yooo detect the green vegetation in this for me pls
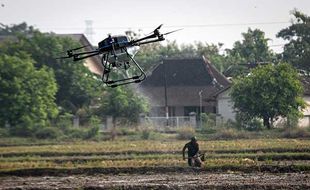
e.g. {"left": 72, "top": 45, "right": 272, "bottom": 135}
{"left": 231, "top": 63, "right": 305, "bottom": 129}
{"left": 277, "top": 10, "right": 310, "bottom": 74}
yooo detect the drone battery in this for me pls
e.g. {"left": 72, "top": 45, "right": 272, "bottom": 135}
{"left": 98, "top": 35, "right": 129, "bottom": 50}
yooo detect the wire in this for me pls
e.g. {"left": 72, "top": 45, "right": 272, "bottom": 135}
{"left": 41, "top": 21, "right": 290, "bottom": 31}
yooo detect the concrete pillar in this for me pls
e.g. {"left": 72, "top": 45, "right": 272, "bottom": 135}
{"left": 189, "top": 112, "right": 197, "bottom": 128}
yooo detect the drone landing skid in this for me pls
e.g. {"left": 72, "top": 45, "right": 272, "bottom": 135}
{"left": 101, "top": 50, "right": 146, "bottom": 88}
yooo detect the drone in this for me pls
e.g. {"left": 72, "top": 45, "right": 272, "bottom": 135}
{"left": 57, "top": 24, "right": 181, "bottom": 88}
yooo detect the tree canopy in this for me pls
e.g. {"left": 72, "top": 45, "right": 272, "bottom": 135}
{"left": 277, "top": 10, "right": 310, "bottom": 74}
{"left": 224, "top": 28, "right": 276, "bottom": 77}
{"left": 0, "top": 53, "right": 58, "bottom": 135}
{"left": 96, "top": 86, "right": 149, "bottom": 124}
{"left": 0, "top": 23, "right": 99, "bottom": 114}
{"left": 230, "top": 63, "right": 305, "bottom": 129}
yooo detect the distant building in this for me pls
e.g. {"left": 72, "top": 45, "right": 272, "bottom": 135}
{"left": 300, "top": 76, "right": 310, "bottom": 127}
{"left": 56, "top": 34, "right": 103, "bottom": 76}
{"left": 138, "top": 56, "right": 231, "bottom": 117}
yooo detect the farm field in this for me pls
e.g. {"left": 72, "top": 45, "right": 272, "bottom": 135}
{"left": 0, "top": 138, "right": 309, "bottom": 189}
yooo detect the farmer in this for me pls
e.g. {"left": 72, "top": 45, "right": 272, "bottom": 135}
{"left": 182, "top": 136, "right": 203, "bottom": 167}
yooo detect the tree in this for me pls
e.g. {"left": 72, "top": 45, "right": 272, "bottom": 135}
{"left": 225, "top": 28, "right": 276, "bottom": 77}
{"left": 277, "top": 10, "right": 310, "bottom": 74}
{"left": 230, "top": 63, "right": 305, "bottom": 129}
{"left": 0, "top": 54, "right": 58, "bottom": 135}
{"left": 0, "top": 23, "right": 99, "bottom": 114}
{"left": 134, "top": 40, "right": 226, "bottom": 72}
{"left": 96, "top": 86, "right": 149, "bottom": 127}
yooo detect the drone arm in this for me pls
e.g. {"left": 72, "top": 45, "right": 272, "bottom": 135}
{"left": 130, "top": 34, "right": 157, "bottom": 45}
{"left": 73, "top": 51, "right": 101, "bottom": 61}
{"left": 133, "top": 38, "right": 165, "bottom": 46}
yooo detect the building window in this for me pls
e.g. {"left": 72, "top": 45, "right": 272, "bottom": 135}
{"left": 184, "top": 106, "right": 199, "bottom": 116}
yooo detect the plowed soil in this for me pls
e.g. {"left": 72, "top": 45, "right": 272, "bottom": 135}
{"left": 1, "top": 171, "right": 309, "bottom": 190}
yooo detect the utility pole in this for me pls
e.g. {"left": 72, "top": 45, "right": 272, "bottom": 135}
{"left": 163, "top": 60, "right": 169, "bottom": 126}
{"left": 85, "top": 20, "right": 94, "bottom": 44}
{"left": 199, "top": 90, "right": 203, "bottom": 127}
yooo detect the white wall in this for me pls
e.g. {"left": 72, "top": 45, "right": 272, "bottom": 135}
{"left": 299, "top": 95, "right": 310, "bottom": 127}
{"left": 216, "top": 89, "right": 236, "bottom": 122}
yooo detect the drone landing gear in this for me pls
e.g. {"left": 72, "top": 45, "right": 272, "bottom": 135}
{"left": 101, "top": 50, "right": 146, "bottom": 88}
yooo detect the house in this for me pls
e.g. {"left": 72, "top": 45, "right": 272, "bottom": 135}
{"left": 212, "top": 86, "right": 235, "bottom": 124}
{"left": 138, "top": 56, "right": 231, "bottom": 118}
{"left": 56, "top": 34, "right": 103, "bottom": 76}
{"left": 300, "top": 76, "right": 310, "bottom": 127}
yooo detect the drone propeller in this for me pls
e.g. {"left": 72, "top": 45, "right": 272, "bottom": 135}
{"left": 155, "top": 24, "right": 163, "bottom": 31}
{"left": 146, "top": 24, "right": 163, "bottom": 36}
{"left": 162, "top": 28, "right": 183, "bottom": 36}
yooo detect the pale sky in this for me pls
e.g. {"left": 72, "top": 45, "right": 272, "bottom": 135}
{"left": 1, "top": 0, "right": 310, "bottom": 53}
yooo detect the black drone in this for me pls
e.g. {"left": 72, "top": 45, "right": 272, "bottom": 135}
{"left": 58, "top": 24, "right": 180, "bottom": 88}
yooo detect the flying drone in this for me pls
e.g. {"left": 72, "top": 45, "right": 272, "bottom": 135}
{"left": 57, "top": 24, "right": 181, "bottom": 88}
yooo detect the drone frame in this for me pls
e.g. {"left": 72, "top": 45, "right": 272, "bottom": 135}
{"left": 57, "top": 25, "right": 181, "bottom": 87}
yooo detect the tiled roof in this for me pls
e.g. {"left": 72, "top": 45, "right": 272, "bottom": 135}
{"left": 139, "top": 57, "right": 231, "bottom": 106}
{"left": 56, "top": 34, "right": 103, "bottom": 75}
{"left": 141, "top": 57, "right": 230, "bottom": 87}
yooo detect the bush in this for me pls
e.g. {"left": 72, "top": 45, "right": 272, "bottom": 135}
{"left": 201, "top": 113, "right": 216, "bottom": 128}
{"left": 281, "top": 127, "right": 310, "bottom": 138}
{"left": 35, "top": 127, "right": 62, "bottom": 139}
{"left": 65, "top": 127, "right": 86, "bottom": 139}
{"left": 84, "top": 126, "right": 100, "bottom": 139}
{"left": 141, "top": 128, "right": 152, "bottom": 140}
{"left": 177, "top": 126, "right": 195, "bottom": 140}
{"left": 56, "top": 113, "right": 73, "bottom": 130}
{"left": 0, "top": 128, "right": 9, "bottom": 137}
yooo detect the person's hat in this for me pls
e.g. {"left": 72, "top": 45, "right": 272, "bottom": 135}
{"left": 191, "top": 136, "right": 197, "bottom": 141}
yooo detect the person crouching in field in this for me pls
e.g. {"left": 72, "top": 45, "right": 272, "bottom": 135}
{"left": 182, "top": 136, "right": 204, "bottom": 167}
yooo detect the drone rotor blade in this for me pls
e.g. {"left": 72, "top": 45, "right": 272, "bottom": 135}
{"left": 155, "top": 24, "right": 163, "bottom": 31}
{"left": 162, "top": 28, "right": 183, "bottom": 36}
{"left": 146, "top": 24, "right": 164, "bottom": 35}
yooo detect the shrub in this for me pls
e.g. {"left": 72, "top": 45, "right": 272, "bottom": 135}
{"left": 281, "top": 127, "right": 310, "bottom": 138}
{"left": 177, "top": 126, "right": 195, "bottom": 140}
{"left": 35, "top": 127, "right": 62, "bottom": 139}
{"left": 141, "top": 128, "right": 152, "bottom": 140}
{"left": 56, "top": 113, "right": 73, "bottom": 130}
{"left": 65, "top": 127, "right": 86, "bottom": 139}
{"left": 0, "top": 128, "right": 9, "bottom": 137}
{"left": 84, "top": 126, "right": 100, "bottom": 139}
{"left": 201, "top": 113, "right": 216, "bottom": 128}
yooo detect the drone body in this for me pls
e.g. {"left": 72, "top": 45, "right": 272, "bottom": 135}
{"left": 57, "top": 25, "right": 180, "bottom": 87}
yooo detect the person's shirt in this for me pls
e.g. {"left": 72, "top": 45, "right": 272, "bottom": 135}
{"left": 183, "top": 141, "right": 199, "bottom": 157}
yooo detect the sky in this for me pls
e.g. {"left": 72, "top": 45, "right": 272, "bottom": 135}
{"left": 1, "top": 0, "right": 310, "bottom": 53}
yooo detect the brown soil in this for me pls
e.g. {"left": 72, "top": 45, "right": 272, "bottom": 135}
{"left": 0, "top": 171, "right": 309, "bottom": 190}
